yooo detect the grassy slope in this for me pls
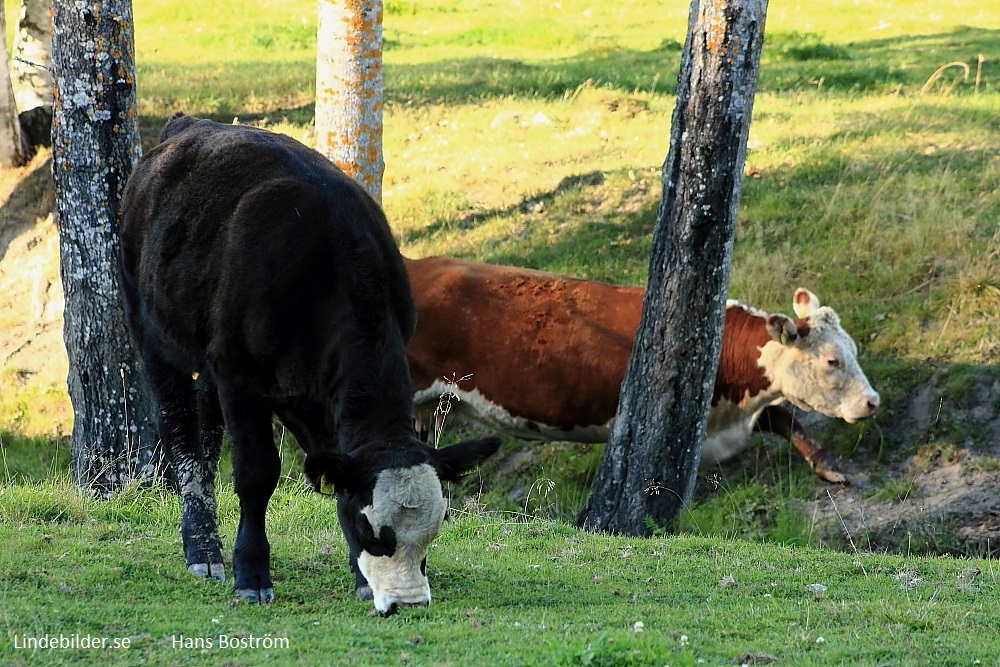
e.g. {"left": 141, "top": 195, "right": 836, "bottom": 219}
{"left": 1, "top": 481, "right": 997, "bottom": 666}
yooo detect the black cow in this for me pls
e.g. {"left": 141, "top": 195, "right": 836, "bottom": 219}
{"left": 118, "top": 113, "right": 500, "bottom": 615}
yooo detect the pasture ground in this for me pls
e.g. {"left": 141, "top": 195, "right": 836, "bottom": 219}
{"left": 0, "top": 477, "right": 998, "bottom": 666}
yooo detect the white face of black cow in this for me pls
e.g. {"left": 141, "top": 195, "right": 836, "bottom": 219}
{"left": 356, "top": 464, "right": 446, "bottom": 614}
{"left": 305, "top": 436, "right": 501, "bottom": 616}
{"left": 759, "top": 289, "right": 880, "bottom": 423}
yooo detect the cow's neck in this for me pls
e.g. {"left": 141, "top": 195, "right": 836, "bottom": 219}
{"left": 714, "top": 304, "right": 782, "bottom": 411}
{"left": 335, "top": 343, "right": 418, "bottom": 453}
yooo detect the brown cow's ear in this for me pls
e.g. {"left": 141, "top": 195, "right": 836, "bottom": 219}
{"left": 432, "top": 436, "right": 502, "bottom": 483}
{"left": 303, "top": 450, "right": 358, "bottom": 495}
{"left": 766, "top": 314, "right": 799, "bottom": 346}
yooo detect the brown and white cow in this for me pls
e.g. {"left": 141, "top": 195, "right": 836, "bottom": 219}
{"left": 405, "top": 256, "right": 880, "bottom": 483}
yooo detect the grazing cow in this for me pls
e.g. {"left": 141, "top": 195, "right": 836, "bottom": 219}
{"left": 118, "top": 114, "right": 500, "bottom": 615}
{"left": 405, "top": 256, "right": 880, "bottom": 483}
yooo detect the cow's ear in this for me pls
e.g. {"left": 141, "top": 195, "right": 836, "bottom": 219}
{"left": 303, "top": 450, "right": 358, "bottom": 494}
{"left": 766, "top": 314, "right": 799, "bottom": 346}
{"left": 793, "top": 288, "right": 821, "bottom": 319}
{"left": 432, "top": 436, "right": 503, "bottom": 483}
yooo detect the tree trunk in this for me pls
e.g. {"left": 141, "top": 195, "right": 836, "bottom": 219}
{"left": 579, "top": 0, "right": 768, "bottom": 536}
{"left": 315, "top": 0, "right": 384, "bottom": 202}
{"left": 0, "top": 5, "right": 28, "bottom": 169}
{"left": 12, "top": 0, "right": 54, "bottom": 149}
{"left": 51, "top": 0, "right": 159, "bottom": 495}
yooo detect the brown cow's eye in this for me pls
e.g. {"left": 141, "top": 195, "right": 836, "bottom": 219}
{"left": 828, "top": 358, "right": 841, "bottom": 368}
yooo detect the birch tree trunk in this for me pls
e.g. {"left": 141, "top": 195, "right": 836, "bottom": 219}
{"left": 0, "top": 5, "right": 27, "bottom": 169}
{"left": 315, "top": 0, "right": 384, "bottom": 202}
{"left": 51, "top": 0, "right": 159, "bottom": 494}
{"left": 579, "top": 0, "right": 768, "bottom": 536}
{"left": 12, "top": 0, "right": 54, "bottom": 149}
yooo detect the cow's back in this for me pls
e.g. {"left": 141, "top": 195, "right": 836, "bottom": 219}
{"left": 119, "top": 117, "right": 415, "bottom": 398}
{"left": 406, "top": 256, "right": 642, "bottom": 432}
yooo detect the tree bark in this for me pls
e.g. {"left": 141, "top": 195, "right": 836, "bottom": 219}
{"left": 0, "top": 5, "right": 28, "bottom": 169}
{"left": 51, "top": 0, "right": 159, "bottom": 494}
{"left": 12, "top": 0, "right": 54, "bottom": 149}
{"left": 315, "top": 0, "right": 384, "bottom": 202}
{"left": 579, "top": 0, "right": 768, "bottom": 536}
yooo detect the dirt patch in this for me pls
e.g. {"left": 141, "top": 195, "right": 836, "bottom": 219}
{"left": 801, "top": 451, "right": 1000, "bottom": 558}
{"left": 0, "top": 149, "right": 69, "bottom": 436}
{"left": 2, "top": 155, "right": 999, "bottom": 556}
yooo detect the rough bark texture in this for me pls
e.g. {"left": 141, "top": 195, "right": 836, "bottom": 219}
{"left": 13, "top": 0, "right": 54, "bottom": 148}
{"left": 51, "top": 0, "right": 159, "bottom": 494}
{"left": 579, "top": 0, "right": 768, "bottom": 535}
{"left": 315, "top": 0, "right": 384, "bottom": 202}
{"left": 0, "top": 6, "right": 28, "bottom": 169}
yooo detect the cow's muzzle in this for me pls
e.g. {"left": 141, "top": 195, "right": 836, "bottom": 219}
{"left": 378, "top": 599, "right": 430, "bottom": 618}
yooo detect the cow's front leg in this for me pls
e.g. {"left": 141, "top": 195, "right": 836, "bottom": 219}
{"left": 350, "top": 549, "right": 374, "bottom": 601}
{"left": 276, "top": 402, "right": 372, "bottom": 600}
{"left": 336, "top": 499, "right": 374, "bottom": 601}
{"left": 757, "top": 405, "right": 847, "bottom": 484}
{"left": 221, "top": 390, "right": 280, "bottom": 603}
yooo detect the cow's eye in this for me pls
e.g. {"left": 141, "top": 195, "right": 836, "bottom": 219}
{"left": 827, "top": 358, "right": 841, "bottom": 368}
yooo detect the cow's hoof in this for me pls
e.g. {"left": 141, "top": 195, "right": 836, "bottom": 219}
{"left": 809, "top": 457, "right": 848, "bottom": 484}
{"left": 188, "top": 562, "right": 226, "bottom": 581}
{"left": 818, "top": 468, "right": 848, "bottom": 484}
{"left": 234, "top": 587, "right": 275, "bottom": 604}
{"left": 356, "top": 585, "right": 373, "bottom": 601}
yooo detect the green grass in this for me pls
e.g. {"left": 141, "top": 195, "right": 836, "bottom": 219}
{"left": 1, "top": 480, "right": 998, "bottom": 666}
{"left": 3, "top": 0, "right": 1000, "bottom": 648}
{"left": 0, "top": 431, "right": 69, "bottom": 483}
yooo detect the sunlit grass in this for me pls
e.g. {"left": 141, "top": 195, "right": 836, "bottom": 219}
{"left": 3, "top": 0, "right": 1000, "bottom": 554}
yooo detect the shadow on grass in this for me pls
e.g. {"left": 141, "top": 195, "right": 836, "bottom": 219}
{"left": 0, "top": 156, "right": 54, "bottom": 263}
{"left": 135, "top": 27, "right": 1000, "bottom": 129}
{"left": 402, "top": 170, "right": 608, "bottom": 244}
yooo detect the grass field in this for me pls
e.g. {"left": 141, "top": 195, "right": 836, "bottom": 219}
{"left": 2, "top": 0, "right": 1000, "bottom": 662}
{"left": 1, "top": 479, "right": 998, "bottom": 666}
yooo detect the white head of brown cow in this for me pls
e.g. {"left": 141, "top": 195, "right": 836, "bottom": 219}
{"left": 758, "top": 288, "right": 880, "bottom": 423}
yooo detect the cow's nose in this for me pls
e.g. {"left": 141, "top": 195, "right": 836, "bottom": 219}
{"left": 866, "top": 394, "right": 880, "bottom": 414}
{"left": 378, "top": 598, "right": 429, "bottom": 617}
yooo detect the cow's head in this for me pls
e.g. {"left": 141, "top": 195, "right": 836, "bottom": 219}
{"left": 759, "top": 288, "right": 880, "bottom": 423}
{"left": 304, "top": 436, "right": 501, "bottom": 616}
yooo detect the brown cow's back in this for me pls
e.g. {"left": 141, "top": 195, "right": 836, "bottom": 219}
{"left": 406, "top": 256, "right": 642, "bottom": 434}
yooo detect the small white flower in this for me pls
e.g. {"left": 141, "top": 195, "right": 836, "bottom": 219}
{"left": 679, "top": 635, "right": 689, "bottom": 647}
{"left": 211, "top": 618, "right": 220, "bottom": 624}
{"left": 816, "top": 636, "right": 826, "bottom": 644}
{"left": 806, "top": 583, "right": 827, "bottom": 594}
{"left": 633, "top": 621, "right": 644, "bottom": 633}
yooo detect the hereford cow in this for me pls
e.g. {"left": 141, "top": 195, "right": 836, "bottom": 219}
{"left": 405, "top": 256, "right": 879, "bottom": 483}
{"left": 118, "top": 115, "right": 499, "bottom": 615}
